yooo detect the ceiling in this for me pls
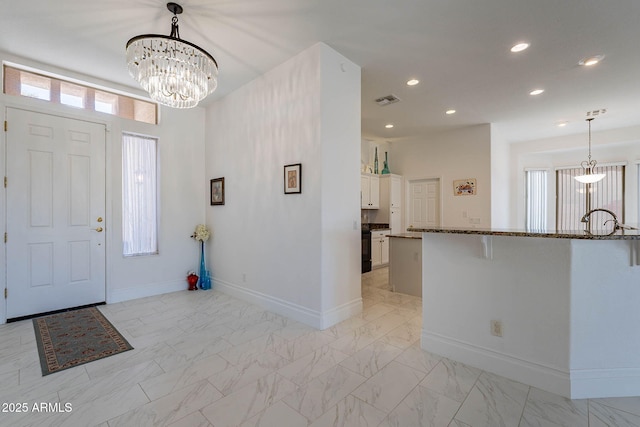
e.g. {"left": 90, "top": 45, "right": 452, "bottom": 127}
{"left": 3, "top": 0, "right": 640, "bottom": 144}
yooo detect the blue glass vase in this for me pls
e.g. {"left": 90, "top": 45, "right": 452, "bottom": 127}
{"left": 199, "top": 241, "right": 207, "bottom": 290}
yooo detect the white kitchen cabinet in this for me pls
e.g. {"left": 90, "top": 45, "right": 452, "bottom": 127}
{"left": 361, "top": 174, "right": 380, "bottom": 209}
{"left": 371, "top": 230, "right": 389, "bottom": 267}
{"left": 377, "top": 174, "right": 403, "bottom": 233}
{"left": 390, "top": 207, "right": 401, "bottom": 237}
{"left": 390, "top": 175, "right": 402, "bottom": 208}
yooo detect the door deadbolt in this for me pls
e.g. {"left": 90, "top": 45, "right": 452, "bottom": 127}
{"left": 97, "top": 217, "right": 103, "bottom": 223}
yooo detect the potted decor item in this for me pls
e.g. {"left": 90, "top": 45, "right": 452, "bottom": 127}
{"left": 191, "top": 224, "right": 212, "bottom": 290}
{"left": 187, "top": 271, "right": 199, "bottom": 291}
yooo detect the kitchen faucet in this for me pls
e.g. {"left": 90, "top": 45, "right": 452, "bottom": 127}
{"left": 579, "top": 208, "right": 637, "bottom": 235}
{"left": 580, "top": 208, "right": 619, "bottom": 229}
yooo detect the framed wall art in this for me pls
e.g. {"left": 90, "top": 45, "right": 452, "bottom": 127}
{"left": 453, "top": 178, "right": 476, "bottom": 196}
{"left": 210, "top": 177, "right": 225, "bottom": 205}
{"left": 284, "top": 163, "right": 302, "bottom": 194}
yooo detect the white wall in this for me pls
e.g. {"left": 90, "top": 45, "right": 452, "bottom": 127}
{"left": 490, "top": 125, "right": 510, "bottom": 228}
{"left": 509, "top": 125, "right": 640, "bottom": 228}
{"left": 570, "top": 239, "right": 640, "bottom": 398}
{"left": 421, "top": 232, "right": 640, "bottom": 398}
{"left": 422, "top": 233, "right": 571, "bottom": 396}
{"left": 391, "top": 124, "right": 492, "bottom": 228}
{"left": 108, "top": 107, "right": 206, "bottom": 302}
{"left": 205, "top": 43, "right": 361, "bottom": 329}
{"left": 319, "top": 45, "right": 362, "bottom": 325}
{"left": 0, "top": 51, "right": 206, "bottom": 323}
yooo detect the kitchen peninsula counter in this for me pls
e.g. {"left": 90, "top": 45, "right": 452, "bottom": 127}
{"left": 407, "top": 226, "right": 640, "bottom": 239}
{"left": 410, "top": 226, "right": 640, "bottom": 399}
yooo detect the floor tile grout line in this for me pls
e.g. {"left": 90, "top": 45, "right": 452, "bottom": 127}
{"left": 448, "top": 366, "right": 484, "bottom": 425}
{"left": 517, "top": 383, "right": 533, "bottom": 426}
{"left": 589, "top": 398, "right": 640, "bottom": 420}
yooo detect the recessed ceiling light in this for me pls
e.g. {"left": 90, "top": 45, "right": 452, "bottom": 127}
{"left": 578, "top": 54, "right": 605, "bottom": 66}
{"left": 557, "top": 121, "right": 568, "bottom": 127}
{"left": 407, "top": 79, "right": 420, "bottom": 86}
{"left": 529, "top": 89, "right": 544, "bottom": 96}
{"left": 510, "top": 42, "right": 530, "bottom": 53}
{"left": 445, "top": 109, "right": 456, "bottom": 115}
{"left": 385, "top": 124, "right": 394, "bottom": 129}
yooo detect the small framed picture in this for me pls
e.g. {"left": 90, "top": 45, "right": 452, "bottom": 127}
{"left": 210, "top": 177, "right": 225, "bottom": 205}
{"left": 284, "top": 163, "right": 302, "bottom": 194}
{"left": 453, "top": 178, "right": 477, "bottom": 196}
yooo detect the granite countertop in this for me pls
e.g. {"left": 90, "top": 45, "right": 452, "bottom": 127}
{"left": 406, "top": 226, "right": 640, "bottom": 240}
{"left": 362, "top": 223, "right": 390, "bottom": 231}
{"left": 388, "top": 232, "right": 422, "bottom": 239}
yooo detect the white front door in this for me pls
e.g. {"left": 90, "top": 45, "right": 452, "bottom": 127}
{"left": 6, "top": 108, "right": 106, "bottom": 319}
{"left": 408, "top": 178, "right": 440, "bottom": 228}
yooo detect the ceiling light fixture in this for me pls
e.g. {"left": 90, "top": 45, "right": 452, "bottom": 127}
{"left": 445, "top": 109, "right": 456, "bottom": 115}
{"left": 578, "top": 55, "right": 605, "bottom": 67}
{"left": 575, "top": 118, "right": 606, "bottom": 184}
{"left": 407, "top": 79, "right": 420, "bottom": 86}
{"left": 557, "top": 121, "right": 568, "bottom": 127}
{"left": 126, "top": 2, "right": 218, "bottom": 109}
{"left": 385, "top": 124, "right": 394, "bottom": 129}
{"left": 529, "top": 89, "right": 544, "bottom": 96}
{"left": 510, "top": 42, "right": 530, "bottom": 53}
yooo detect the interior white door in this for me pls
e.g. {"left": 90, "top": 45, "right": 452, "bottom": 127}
{"left": 408, "top": 178, "right": 440, "bottom": 228}
{"left": 6, "top": 108, "right": 106, "bottom": 319}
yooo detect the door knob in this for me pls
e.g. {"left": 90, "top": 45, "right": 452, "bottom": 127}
{"left": 92, "top": 227, "right": 103, "bottom": 232}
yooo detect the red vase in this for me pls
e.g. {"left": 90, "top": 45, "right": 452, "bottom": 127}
{"left": 187, "top": 274, "right": 199, "bottom": 291}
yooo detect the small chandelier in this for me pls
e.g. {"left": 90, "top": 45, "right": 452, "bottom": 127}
{"left": 574, "top": 118, "right": 606, "bottom": 184}
{"left": 126, "top": 2, "right": 218, "bottom": 109}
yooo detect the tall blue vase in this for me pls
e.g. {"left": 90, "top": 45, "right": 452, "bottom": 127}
{"left": 199, "top": 242, "right": 207, "bottom": 289}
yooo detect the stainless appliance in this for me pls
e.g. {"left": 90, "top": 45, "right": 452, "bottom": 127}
{"left": 362, "top": 229, "right": 372, "bottom": 273}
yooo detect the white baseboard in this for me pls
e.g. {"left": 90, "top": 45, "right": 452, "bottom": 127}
{"left": 107, "top": 280, "right": 186, "bottom": 304}
{"left": 422, "top": 331, "right": 571, "bottom": 398}
{"left": 570, "top": 368, "right": 640, "bottom": 399}
{"left": 214, "top": 278, "right": 362, "bottom": 330}
{"left": 319, "top": 298, "right": 363, "bottom": 330}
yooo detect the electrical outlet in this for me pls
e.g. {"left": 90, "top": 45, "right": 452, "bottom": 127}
{"left": 490, "top": 320, "right": 503, "bottom": 337}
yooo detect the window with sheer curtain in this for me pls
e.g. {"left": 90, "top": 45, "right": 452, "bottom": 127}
{"left": 122, "top": 133, "right": 158, "bottom": 256}
{"left": 525, "top": 169, "right": 548, "bottom": 231}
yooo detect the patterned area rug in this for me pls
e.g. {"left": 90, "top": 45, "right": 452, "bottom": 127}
{"left": 32, "top": 307, "right": 133, "bottom": 376}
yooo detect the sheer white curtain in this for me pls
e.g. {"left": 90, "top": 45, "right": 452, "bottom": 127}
{"left": 122, "top": 133, "right": 158, "bottom": 256}
{"left": 525, "top": 169, "right": 548, "bottom": 231}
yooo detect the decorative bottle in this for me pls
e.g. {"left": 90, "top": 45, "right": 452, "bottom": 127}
{"left": 374, "top": 147, "right": 379, "bottom": 174}
{"left": 381, "top": 152, "right": 390, "bottom": 174}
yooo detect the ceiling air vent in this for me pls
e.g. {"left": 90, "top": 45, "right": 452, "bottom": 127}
{"left": 375, "top": 94, "right": 401, "bottom": 106}
{"left": 586, "top": 108, "right": 607, "bottom": 117}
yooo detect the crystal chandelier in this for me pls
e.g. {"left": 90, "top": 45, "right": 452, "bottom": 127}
{"left": 574, "top": 118, "right": 606, "bottom": 184}
{"left": 126, "top": 2, "right": 218, "bottom": 109}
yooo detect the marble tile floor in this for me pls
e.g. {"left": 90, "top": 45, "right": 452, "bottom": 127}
{"left": 0, "top": 267, "right": 639, "bottom": 426}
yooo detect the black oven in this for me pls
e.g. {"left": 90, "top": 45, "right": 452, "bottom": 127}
{"left": 362, "top": 229, "right": 372, "bottom": 273}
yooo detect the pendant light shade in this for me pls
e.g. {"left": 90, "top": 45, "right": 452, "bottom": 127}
{"left": 126, "top": 2, "right": 218, "bottom": 109}
{"left": 574, "top": 118, "right": 606, "bottom": 184}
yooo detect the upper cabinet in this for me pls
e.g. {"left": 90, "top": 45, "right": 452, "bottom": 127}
{"left": 361, "top": 174, "right": 380, "bottom": 209}
{"left": 390, "top": 175, "right": 402, "bottom": 208}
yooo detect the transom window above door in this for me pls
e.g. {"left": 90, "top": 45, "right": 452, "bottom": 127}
{"left": 3, "top": 63, "right": 158, "bottom": 124}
